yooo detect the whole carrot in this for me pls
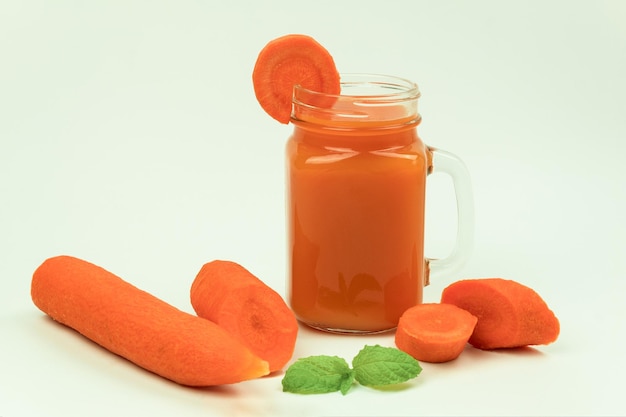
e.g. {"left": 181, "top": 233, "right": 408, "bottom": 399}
{"left": 31, "top": 255, "right": 270, "bottom": 386}
{"left": 190, "top": 260, "right": 299, "bottom": 373}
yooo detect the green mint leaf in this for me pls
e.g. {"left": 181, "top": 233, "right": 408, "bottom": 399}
{"left": 282, "top": 355, "right": 355, "bottom": 395}
{"left": 351, "top": 345, "right": 422, "bottom": 387}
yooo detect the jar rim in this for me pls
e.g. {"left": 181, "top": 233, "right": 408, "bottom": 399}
{"left": 293, "top": 73, "right": 420, "bottom": 101}
{"left": 291, "top": 73, "right": 420, "bottom": 128}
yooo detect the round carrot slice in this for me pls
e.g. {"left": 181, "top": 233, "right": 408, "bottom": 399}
{"left": 395, "top": 303, "right": 478, "bottom": 363}
{"left": 252, "top": 34, "right": 341, "bottom": 124}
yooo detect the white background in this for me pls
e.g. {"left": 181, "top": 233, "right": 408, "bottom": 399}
{"left": 2, "top": 1, "right": 625, "bottom": 416}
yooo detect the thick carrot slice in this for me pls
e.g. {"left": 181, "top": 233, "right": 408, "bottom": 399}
{"left": 395, "top": 303, "right": 478, "bottom": 363}
{"left": 190, "top": 260, "right": 299, "bottom": 373}
{"left": 252, "top": 34, "right": 341, "bottom": 124}
{"left": 441, "top": 278, "right": 560, "bottom": 350}
{"left": 31, "top": 255, "right": 270, "bottom": 386}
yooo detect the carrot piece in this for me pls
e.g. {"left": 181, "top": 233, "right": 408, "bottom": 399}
{"left": 252, "top": 34, "right": 341, "bottom": 124}
{"left": 441, "top": 278, "right": 560, "bottom": 350}
{"left": 190, "top": 260, "right": 299, "bottom": 373}
{"left": 395, "top": 303, "right": 478, "bottom": 363}
{"left": 31, "top": 255, "right": 270, "bottom": 386}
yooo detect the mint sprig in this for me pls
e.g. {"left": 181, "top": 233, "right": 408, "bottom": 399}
{"left": 281, "top": 345, "right": 421, "bottom": 395}
{"left": 280, "top": 355, "right": 355, "bottom": 395}
{"left": 352, "top": 345, "right": 422, "bottom": 387}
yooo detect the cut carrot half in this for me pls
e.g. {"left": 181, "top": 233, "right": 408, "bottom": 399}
{"left": 441, "top": 278, "right": 560, "bottom": 350}
{"left": 252, "top": 34, "right": 341, "bottom": 124}
{"left": 190, "top": 260, "right": 299, "bottom": 373}
{"left": 395, "top": 303, "right": 478, "bottom": 363}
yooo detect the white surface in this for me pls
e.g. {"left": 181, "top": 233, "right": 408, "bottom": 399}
{"left": 2, "top": 1, "right": 625, "bottom": 416}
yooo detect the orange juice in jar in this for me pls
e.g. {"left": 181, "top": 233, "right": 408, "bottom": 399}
{"left": 286, "top": 74, "right": 473, "bottom": 333}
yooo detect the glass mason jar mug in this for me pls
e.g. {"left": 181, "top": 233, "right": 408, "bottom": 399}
{"left": 286, "top": 74, "right": 473, "bottom": 333}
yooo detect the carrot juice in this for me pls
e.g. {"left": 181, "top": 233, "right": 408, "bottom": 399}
{"left": 286, "top": 74, "right": 430, "bottom": 333}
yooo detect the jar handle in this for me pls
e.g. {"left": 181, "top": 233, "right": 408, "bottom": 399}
{"left": 425, "top": 147, "right": 474, "bottom": 285}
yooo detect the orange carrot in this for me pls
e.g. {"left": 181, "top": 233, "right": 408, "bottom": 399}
{"left": 395, "top": 303, "right": 478, "bottom": 363}
{"left": 190, "top": 260, "right": 298, "bottom": 373}
{"left": 441, "top": 278, "right": 560, "bottom": 350}
{"left": 252, "top": 34, "right": 341, "bottom": 124}
{"left": 31, "top": 255, "right": 269, "bottom": 386}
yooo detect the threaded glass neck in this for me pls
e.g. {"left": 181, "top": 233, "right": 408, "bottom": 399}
{"left": 291, "top": 73, "right": 421, "bottom": 129}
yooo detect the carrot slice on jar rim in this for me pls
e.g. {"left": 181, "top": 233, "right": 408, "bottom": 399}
{"left": 252, "top": 34, "right": 341, "bottom": 124}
